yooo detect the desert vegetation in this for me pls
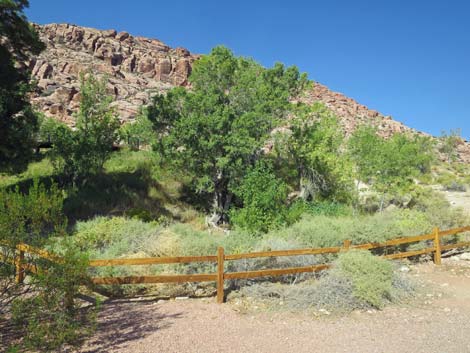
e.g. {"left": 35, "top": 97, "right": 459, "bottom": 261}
{"left": 1, "top": 1, "right": 470, "bottom": 352}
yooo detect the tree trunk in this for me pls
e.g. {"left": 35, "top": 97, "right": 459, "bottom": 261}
{"left": 207, "top": 174, "right": 232, "bottom": 227}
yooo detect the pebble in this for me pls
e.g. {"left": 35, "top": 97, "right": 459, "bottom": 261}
{"left": 318, "top": 308, "right": 330, "bottom": 315}
{"left": 400, "top": 265, "right": 411, "bottom": 273}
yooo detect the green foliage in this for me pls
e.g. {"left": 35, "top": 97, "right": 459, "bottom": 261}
{"left": 0, "top": 181, "right": 66, "bottom": 316}
{"left": 349, "top": 126, "right": 435, "bottom": 197}
{"left": 412, "top": 187, "right": 469, "bottom": 230}
{"left": 119, "top": 112, "right": 156, "bottom": 149}
{"left": 0, "top": 0, "right": 45, "bottom": 173}
{"left": 231, "top": 163, "right": 290, "bottom": 233}
{"left": 275, "top": 102, "right": 354, "bottom": 202}
{"left": 11, "top": 240, "right": 96, "bottom": 351}
{"left": 334, "top": 250, "right": 393, "bottom": 308}
{"left": 147, "top": 46, "right": 308, "bottom": 222}
{"left": 49, "top": 74, "right": 120, "bottom": 184}
{"left": 72, "top": 216, "right": 161, "bottom": 253}
{"left": 37, "top": 113, "right": 67, "bottom": 142}
{"left": 270, "top": 209, "right": 432, "bottom": 249}
{"left": 291, "top": 200, "right": 352, "bottom": 217}
{"left": 439, "top": 129, "right": 461, "bottom": 163}
{"left": 235, "top": 262, "right": 414, "bottom": 312}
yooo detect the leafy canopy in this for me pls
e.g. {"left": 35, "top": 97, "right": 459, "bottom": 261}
{"left": 147, "top": 46, "right": 307, "bottom": 220}
{"left": 275, "top": 102, "right": 353, "bottom": 202}
{"left": 230, "top": 162, "right": 290, "bottom": 233}
{"left": 348, "top": 126, "right": 435, "bottom": 194}
{"left": 49, "top": 74, "right": 120, "bottom": 184}
{"left": 0, "top": 0, "right": 45, "bottom": 172}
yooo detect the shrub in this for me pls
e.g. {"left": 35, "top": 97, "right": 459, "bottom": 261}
{"left": 231, "top": 163, "right": 290, "bottom": 234}
{"left": 119, "top": 113, "right": 156, "bottom": 149}
{"left": 445, "top": 181, "right": 466, "bottom": 192}
{"left": 233, "top": 259, "right": 414, "bottom": 312}
{"left": 11, "top": 241, "right": 97, "bottom": 351}
{"left": 0, "top": 181, "right": 66, "bottom": 316}
{"left": 412, "top": 188, "right": 469, "bottom": 230}
{"left": 334, "top": 250, "right": 393, "bottom": 308}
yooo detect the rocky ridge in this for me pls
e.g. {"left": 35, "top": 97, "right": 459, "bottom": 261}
{"left": 29, "top": 23, "right": 198, "bottom": 125}
{"left": 27, "top": 23, "right": 470, "bottom": 161}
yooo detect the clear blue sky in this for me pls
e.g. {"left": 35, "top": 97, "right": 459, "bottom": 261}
{"left": 26, "top": 0, "right": 470, "bottom": 138}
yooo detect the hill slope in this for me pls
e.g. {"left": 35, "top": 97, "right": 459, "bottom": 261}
{"left": 27, "top": 23, "right": 470, "bottom": 161}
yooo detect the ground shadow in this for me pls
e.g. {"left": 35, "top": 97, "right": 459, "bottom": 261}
{"left": 79, "top": 299, "right": 184, "bottom": 353}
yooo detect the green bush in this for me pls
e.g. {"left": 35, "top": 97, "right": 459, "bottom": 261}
{"left": 334, "top": 250, "right": 393, "bottom": 308}
{"left": 12, "top": 241, "right": 97, "bottom": 351}
{"left": 119, "top": 113, "right": 156, "bottom": 149}
{"left": 233, "top": 258, "right": 414, "bottom": 312}
{"left": 1, "top": 181, "right": 66, "bottom": 316}
{"left": 231, "top": 163, "right": 290, "bottom": 234}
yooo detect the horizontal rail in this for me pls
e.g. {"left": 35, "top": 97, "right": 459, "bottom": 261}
{"left": 225, "top": 247, "right": 341, "bottom": 261}
{"left": 439, "top": 226, "right": 470, "bottom": 237}
{"left": 89, "top": 255, "right": 217, "bottom": 267}
{"left": 382, "top": 247, "right": 435, "bottom": 260}
{"left": 16, "top": 244, "right": 62, "bottom": 262}
{"left": 441, "top": 241, "right": 470, "bottom": 251}
{"left": 353, "top": 233, "right": 435, "bottom": 250}
{"left": 91, "top": 273, "right": 217, "bottom": 285}
{"left": 224, "top": 264, "right": 330, "bottom": 280}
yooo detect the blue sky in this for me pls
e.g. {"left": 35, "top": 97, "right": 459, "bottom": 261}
{"left": 26, "top": 0, "right": 470, "bottom": 138}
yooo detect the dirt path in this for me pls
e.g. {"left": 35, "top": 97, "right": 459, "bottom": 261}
{"left": 78, "top": 259, "right": 470, "bottom": 353}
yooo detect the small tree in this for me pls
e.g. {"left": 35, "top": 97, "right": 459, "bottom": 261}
{"left": 349, "top": 126, "right": 435, "bottom": 210}
{"left": 50, "top": 74, "right": 120, "bottom": 184}
{"left": 439, "top": 128, "right": 461, "bottom": 163}
{"left": 147, "top": 46, "right": 307, "bottom": 224}
{"left": 275, "top": 102, "right": 353, "bottom": 203}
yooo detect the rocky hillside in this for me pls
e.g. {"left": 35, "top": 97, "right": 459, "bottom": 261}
{"left": 27, "top": 23, "right": 470, "bottom": 161}
{"left": 28, "top": 23, "right": 199, "bottom": 125}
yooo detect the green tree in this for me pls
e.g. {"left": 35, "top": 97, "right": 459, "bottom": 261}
{"left": 49, "top": 74, "right": 120, "bottom": 184}
{"left": 275, "top": 102, "right": 353, "bottom": 203}
{"left": 349, "top": 126, "right": 435, "bottom": 210}
{"left": 439, "top": 128, "right": 461, "bottom": 163}
{"left": 147, "top": 46, "right": 307, "bottom": 224}
{"left": 0, "top": 0, "right": 44, "bottom": 172}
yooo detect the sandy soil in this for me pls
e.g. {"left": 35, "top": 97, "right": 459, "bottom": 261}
{"left": 76, "top": 258, "right": 470, "bottom": 353}
{"left": 441, "top": 189, "right": 470, "bottom": 214}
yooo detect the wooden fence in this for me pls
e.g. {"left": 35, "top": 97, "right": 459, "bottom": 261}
{"left": 8, "top": 226, "right": 470, "bottom": 303}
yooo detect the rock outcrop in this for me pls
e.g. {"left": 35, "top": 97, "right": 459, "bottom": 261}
{"left": 29, "top": 23, "right": 199, "bottom": 125}
{"left": 27, "top": 23, "right": 470, "bottom": 161}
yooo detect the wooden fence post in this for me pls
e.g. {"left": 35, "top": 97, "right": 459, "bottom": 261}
{"left": 15, "top": 247, "right": 25, "bottom": 284}
{"left": 217, "top": 247, "right": 225, "bottom": 303}
{"left": 342, "top": 239, "right": 351, "bottom": 251}
{"left": 433, "top": 227, "right": 441, "bottom": 265}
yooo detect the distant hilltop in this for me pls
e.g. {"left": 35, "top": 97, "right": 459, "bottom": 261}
{"left": 26, "top": 23, "right": 470, "bottom": 161}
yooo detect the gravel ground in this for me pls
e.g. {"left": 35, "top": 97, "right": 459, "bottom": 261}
{"left": 76, "top": 259, "right": 470, "bottom": 353}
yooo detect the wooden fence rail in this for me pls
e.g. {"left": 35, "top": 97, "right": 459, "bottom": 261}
{"left": 4, "top": 226, "right": 470, "bottom": 303}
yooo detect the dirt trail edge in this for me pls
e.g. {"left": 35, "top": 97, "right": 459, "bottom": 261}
{"left": 77, "top": 260, "right": 470, "bottom": 353}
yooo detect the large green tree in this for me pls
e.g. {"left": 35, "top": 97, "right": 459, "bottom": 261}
{"left": 147, "top": 46, "right": 307, "bottom": 224}
{"left": 0, "top": 0, "right": 44, "bottom": 172}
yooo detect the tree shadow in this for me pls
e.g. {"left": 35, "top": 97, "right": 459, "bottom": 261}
{"left": 79, "top": 299, "right": 184, "bottom": 353}
{"left": 179, "top": 183, "right": 212, "bottom": 213}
